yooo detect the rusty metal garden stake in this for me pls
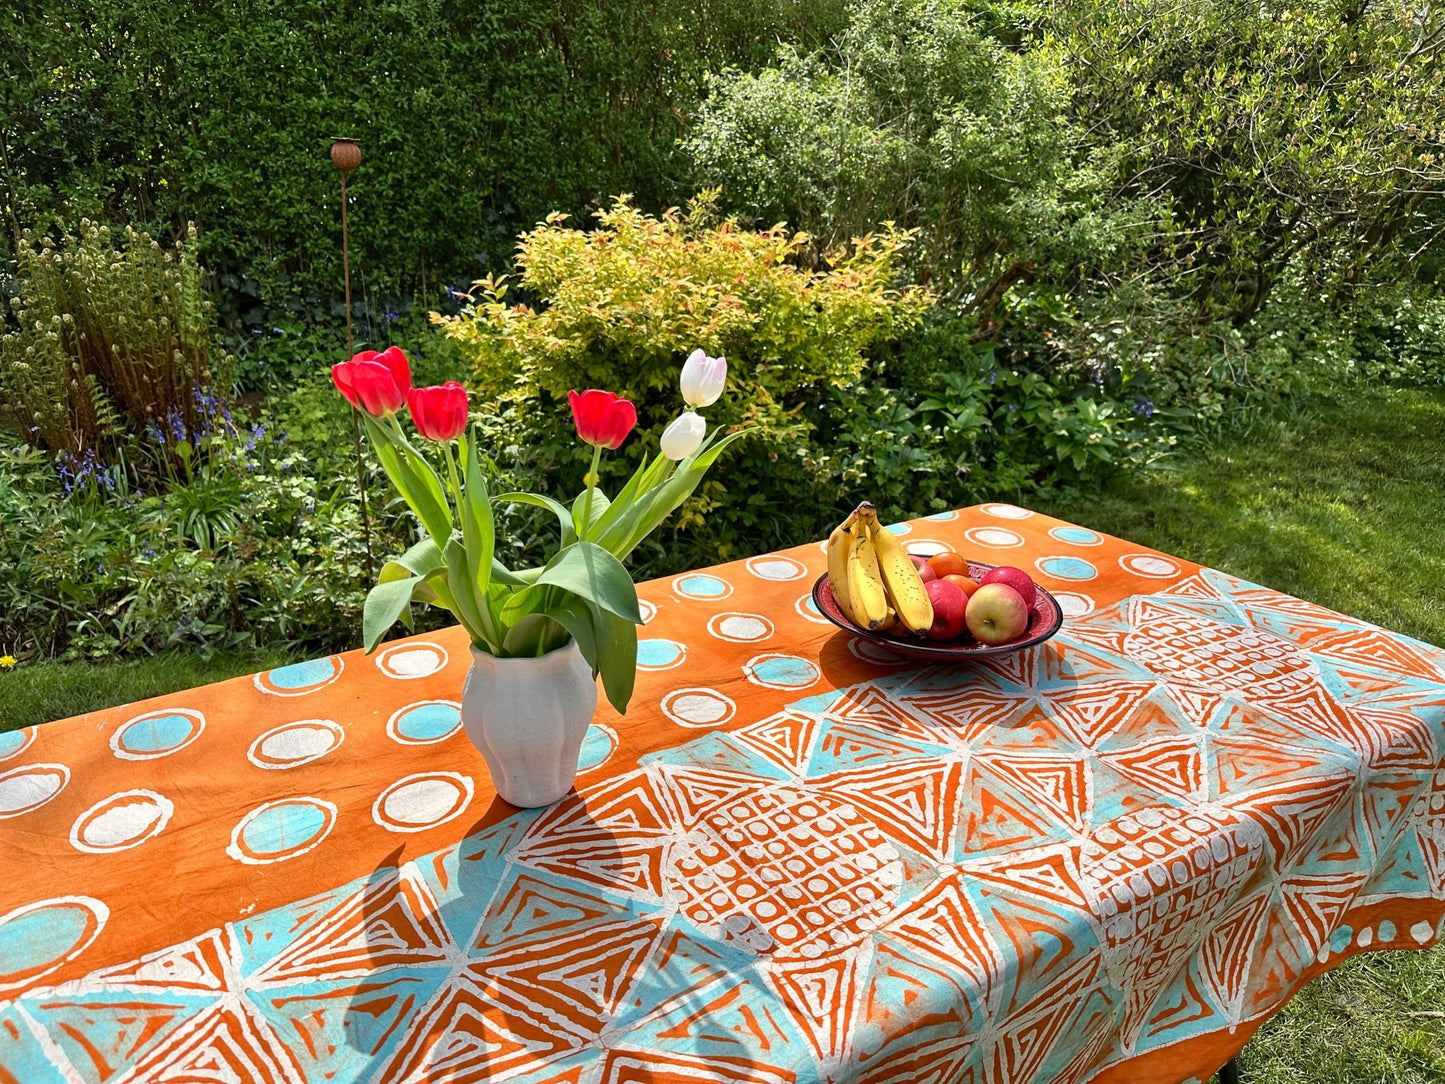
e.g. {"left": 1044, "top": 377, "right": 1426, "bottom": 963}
{"left": 330, "top": 137, "right": 375, "bottom": 582}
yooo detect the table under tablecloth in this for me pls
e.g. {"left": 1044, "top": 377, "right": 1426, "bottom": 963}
{"left": 2, "top": 503, "right": 1444, "bottom": 1084}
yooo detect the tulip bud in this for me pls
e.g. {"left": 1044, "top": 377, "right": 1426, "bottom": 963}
{"left": 679, "top": 348, "right": 727, "bottom": 408}
{"left": 660, "top": 411, "right": 707, "bottom": 461}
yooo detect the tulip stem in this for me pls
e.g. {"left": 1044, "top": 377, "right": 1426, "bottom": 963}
{"left": 579, "top": 444, "right": 602, "bottom": 541}
{"left": 349, "top": 406, "right": 375, "bottom": 583}
{"left": 442, "top": 440, "right": 463, "bottom": 511}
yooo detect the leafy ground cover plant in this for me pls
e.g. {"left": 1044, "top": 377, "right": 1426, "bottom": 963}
{"left": 0, "top": 372, "right": 401, "bottom": 663}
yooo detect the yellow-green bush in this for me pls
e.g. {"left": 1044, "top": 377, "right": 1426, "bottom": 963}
{"left": 435, "top": 193, "right": 931, "bottom": 449}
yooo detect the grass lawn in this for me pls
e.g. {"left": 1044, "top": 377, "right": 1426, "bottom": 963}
{"left": 1, "top": 383, "right": 1441, "bottom": 1081}
{"left": 1039, "top": 384, "right": 1445, "bottom": 650}
{"left": 0, "top": 650, "right": 299, "bottom": 735}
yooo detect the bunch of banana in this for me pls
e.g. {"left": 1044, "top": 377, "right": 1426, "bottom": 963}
{"left": 826, "top": 502, "right": 933, "bottom": 636}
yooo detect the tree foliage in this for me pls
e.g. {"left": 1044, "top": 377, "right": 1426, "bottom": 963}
{"left": 685, "top": 0, "right": 1151, "bottom": 311}
{"left": 687, "top": 0, "right": 1444, "bottom": 329}
{"left": 1044, "top": 0, "right": 1445, "bottom": 322}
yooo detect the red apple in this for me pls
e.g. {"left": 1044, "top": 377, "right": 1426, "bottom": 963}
{"left": 943, "top": 573, "right": 981, "bottom": 599}
{"left": 978, "top": 565, "right": 1037, "bottom": 608}
{"left": 924, "top": 578, "right": 969, "bottom": 641}
{"left": 910, "top": 553, "right": 939, "bottom": 583}
{"left": 965, "top": 583, "right": 1031, "bottom": 645}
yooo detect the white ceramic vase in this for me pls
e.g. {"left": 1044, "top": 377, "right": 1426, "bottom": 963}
{"left": 460, "top": 640, "right": 599, "bottom": 807}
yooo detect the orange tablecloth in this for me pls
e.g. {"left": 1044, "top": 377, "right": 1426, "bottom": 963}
{"left": 2, "top": 504, "right": 1444, "bottom": 1083}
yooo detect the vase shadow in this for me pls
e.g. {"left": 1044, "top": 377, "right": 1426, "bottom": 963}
{"left": 338, "top": 795, "right": 669, "bottom": 1081}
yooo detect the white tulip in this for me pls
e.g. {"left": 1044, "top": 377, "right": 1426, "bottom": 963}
{"left": 679, "top": 348, "right": 727, "bottom": 408}
{"left": 660, "top": 410, "right": 707, "bottom": 460}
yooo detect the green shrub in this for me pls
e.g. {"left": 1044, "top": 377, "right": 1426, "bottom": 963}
{"left": 1, "top": 0, "right": 849, "bottom": 309}
{"left": 685, "top": 0, "right": 1154, "bottom": 303}
{"left": 438, "top": 192, "right": 930, "bottom": 479}
{"left": 1350, "top": 293, "right": 1445, "bottom": 386}
{"left": 1040, "top": 0, "right": 1445, "bottom": 323}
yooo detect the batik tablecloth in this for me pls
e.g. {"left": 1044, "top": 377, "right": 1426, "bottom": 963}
{"left": 3, "top": 504, "right": 1444, "bottom": 1084}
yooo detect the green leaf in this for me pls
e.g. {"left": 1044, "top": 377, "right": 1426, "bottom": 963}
{"left": 572, "top": 487, "right": 612, "bottom": 537}
{"left": 502, "top": 612, "right": 557, "bottom": 655}
{"left": 459, "top": 438, "right": 495, "bottom": 632}
{"left": 394, "top": 537, "right": 444, "bottom": 578}
{"left": 495, "top": 491, "right": 577, "bottom": 548}
{"left": 590, "top": 452, "right": 671, "bottom": 539}
{"left": 590, "top": 605, "right": 637, "bottom": 714}
{"left": 443, "top": 535, "right": 488, "bottom": 647}
{"left": 595, "top": 428, "right": 752, "bottom": 560}
{"left": 535, "top": 541, "right": 641, "bottom": 623}
{"left": 360, "top": 414, "right": 452, "bottom": 546}
{"left": 490, "top": 557, "right": 529, "bottom": 588}
{"left": 413, "top": 567, "right": 446, "bottom": 606}
{"left": 363, "top": 577, "right": 418, "bottom": 653}
{"left": 538, "top": 594, "right": 599, "bottom": 673}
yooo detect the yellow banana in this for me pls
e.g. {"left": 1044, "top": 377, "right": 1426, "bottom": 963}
{"left": 864, "top": 507, "right": 933, "bottom": 636}
{"left": 846, "top": 514, "right": 890, "bottom": 630}
{"left": 826, "top": 511, "right": 859, "bottom": 624}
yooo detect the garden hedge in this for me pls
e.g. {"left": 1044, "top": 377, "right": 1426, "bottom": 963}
{"left": 1, "top": 0, "right": 846, "bottom": 314}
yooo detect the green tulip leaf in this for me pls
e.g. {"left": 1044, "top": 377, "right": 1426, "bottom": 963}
{"left": 363, "top": 576, "right": 419, "bottom": 653}
{"left": 535, "top": 541, "right": 641, "bottom": 623}
{"left": 495, "top": 492, "right": 577, "bottom": 548}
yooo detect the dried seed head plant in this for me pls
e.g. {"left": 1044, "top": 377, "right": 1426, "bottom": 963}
{"left": 0, "top": 221, "right": 233, "bottom": 478}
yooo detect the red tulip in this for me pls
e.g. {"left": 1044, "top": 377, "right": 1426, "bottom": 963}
{"left": 568, "top": 389, "right": 637, "bottom": 450}
{"left": 332, "top": 346, "right": 412, "bottom": 417}
{"left": 407, "top": 382, "right": 469, "bottom": 441}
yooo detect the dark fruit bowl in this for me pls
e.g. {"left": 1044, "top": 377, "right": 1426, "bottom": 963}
{"left": 812, "top": 561, "right": 1065, "bottom": 662}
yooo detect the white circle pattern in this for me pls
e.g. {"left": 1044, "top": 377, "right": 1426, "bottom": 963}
{"left": 903, "top": 539, "right": 950, "bottom": 558}
{"left": 708, "top": 613, "right": 776, "bottom": 643}
{"left": 375, "top": 642, "right": 449, "bottom": 679}
{"left": 980, "top": 503, "right": 1034, "bottom": 519}
{"left": 1052, "top": 592, "right": 1096, "bottom": 618}
{"left": 247, "top": 720, "right": 345, "bottom": 770}
{"left": 0, "top": 763, "right": 70, "bottom": 818}
{"left": 69, "top": 790, "right": 175, "bottom": 853}
{"left": 661, "top": 688, "right": 737, "bottom": 728}
{"left": 745, "top": 555, "right": 807, "bottom": 582}
{"left": 964, "top": 526, "right": 1024, "bottom": 548}
{"left": 1120, "top": 553, "right": 1183, "bottom": 578}
{"left": 743, "top": 654, "right": 822, "bottom": 691}
{"left": 372, "top": 772, "right": 475, "bottom": 833}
